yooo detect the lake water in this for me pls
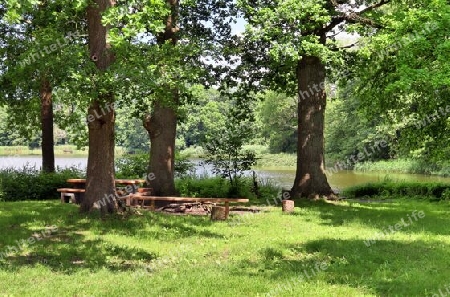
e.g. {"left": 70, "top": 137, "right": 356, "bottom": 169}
{"left": 2, "top": 156, "right": 450, "bottom": 191}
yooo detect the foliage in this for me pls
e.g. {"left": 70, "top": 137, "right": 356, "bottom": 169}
{"left": 0, "top": 1, "right": 87, "bottom": 142}
{"left": 176, "top": 176, "right": 231, "bottom": 198}
{"left": 255, "top": 91, "right": 297, "bottom": 153}
{"left": 354, "top": 159, "right": 450, "bottom": 176}
{"left": 115, "top": 154, "right": 149, "bottom": 179}
{"left": 325, "top": 84, "right": 393, "bottom": 164}
{"left": 178, "top": 146, "right": 205, "bottom": 158}
{"left": 115, "top": 106, "right": 149, "bottom": 152}
{"left": 255, "top": 177, "right": 282, "bottom": 202}
{"left": 102, "top": 0, "right": 238, "bottom": 124}
{"left": 203, "top": 101, "right": 257, "bottom": 188}
{"left": 115, "top": 153, "right": 194, "bottom": 179}
{"left": 174, "top": 157, "right": 196, "bottom": 178}
{"left": 178, "top": 86, "right": 229, "bottom": 149}
{"left": 0, "top": 166, "right": 84, "bottom": 202}
{"left": 0, "top": 107, "right": 28, "bottom": 146}
{"left": 350, "top": 0, "right": 450, "bottom": 161}
{"left": 176, "top": 175, "right": 279, "bottom": 200}
{"left": 343, "top": 181, "right": 450, "bottom": 201}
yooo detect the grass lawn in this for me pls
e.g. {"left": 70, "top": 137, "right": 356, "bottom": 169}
{"left": 1, "top": 199, "right": 450, "bottom": 296}
{"left": 0, "top": 146, "right": 127, "bottom": 157}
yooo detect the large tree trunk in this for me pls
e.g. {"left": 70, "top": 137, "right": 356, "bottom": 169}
{"left": 291, "top": 55, "right": 333, "bottom": 199}
{"left": 144, "top": 101, "right": 177, "bottom": 196}
{"left": 81, "top": 0, "right": 116, "bottom": 213}
{"left": 39, "top": 78, "right": 55, "bottom": 173}
{"left": 144, "top": 0, "right": 179, "bottom": 196}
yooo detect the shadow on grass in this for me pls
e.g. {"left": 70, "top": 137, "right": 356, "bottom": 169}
{"left": 299, "top": 238, "right": 449, "bottom": 296}
{"left": 89, "top": 211, "right": 224, "bottom": 240}
{"left": 0, "top": 201, "right": 224, "bottom": 274}
{"left": 235, "top": 238, "right": 450, "bottom": 296}
{"left": 292, "top": 199, "right": 450, "bottom": 236}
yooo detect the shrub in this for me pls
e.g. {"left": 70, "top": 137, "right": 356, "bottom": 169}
{"left": 0, "top": 165, "right": 84, "bottom": 202}
{"left": 256, "top": 178, "right": 280, "bottom": 200}
{"left": 353, "top": 158, "right": 450, "bottom": 176}
{"left": 115, "top": 153, "right": 148, "bottom": 178}
{"left": 115, "top": 153, "right": 195, "bottom": 179}
{"left": 175, "top": 175, "right": 281, "bottom": 201}
{"left": 176, "top": 176, "right": 230, "bottom": 198}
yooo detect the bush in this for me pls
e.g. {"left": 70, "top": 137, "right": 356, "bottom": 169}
{"left": 175, "top": 175, "right": 281, "bottom": 201}
{"left": 115, "top": 153, "right": 195, "bottom": 179}
{"left": 343, "top": 181, "right": 450, "bottom": 201}
{"left": 256, "top": 178, "right": 281, "bottom": 200}
{"left": 354, "top": 158, "right": 450, "bottom": 176}
{"left": 115, "top": 153, "right": 148, "bottom": 178}
{"left": 0, "top": 165, "right": 84, "bottom": 202}
{"left": 176, "top": 176, "right": 231, "bottom": 198}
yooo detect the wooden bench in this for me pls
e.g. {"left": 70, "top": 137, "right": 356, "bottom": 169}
{"left": 127, "top": 195, "right": 249, "bottom": 219}
{"left": 57, "top": 188, "right": 85, "bottom": 204}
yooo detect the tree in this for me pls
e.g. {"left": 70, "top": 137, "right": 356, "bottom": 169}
{"left": 178, "top": 86, "right": 228, "bottom": 148}
{"left": 107, "top": 0, "right": 237, "bottom": 196}
{"left": 143, "top": 0, "right": 180, "bottom": 196}
{"left": 351, "top": 0, "right": 450, "bottom": 163}
{"left": 236, "top": 0, "right": 390, "bottom": 198}
{"left": 0, "top": 1, "right": 83, "bottom": 172}
{"left": 203, "top": 100, "right": 256, "bottom": 193}
{"left": 81, "top": 0, "right": 117, "bottom": 213}
{"left": 0, "top": 106, "right": 30, "bottom": 146}
{"left": 115, "top": 116, "right": 149, "bottom": 153}
{"left": 325, "top": 81, "right": 392, "bottom": 165}
{"left": 255, "top": 91, "right": 297, "bottom": 154}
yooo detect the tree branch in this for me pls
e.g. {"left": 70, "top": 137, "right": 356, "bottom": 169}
{"left": 322, "top": 0, "right": 391, "bottom": 33}
{"left": 358, "top": 0, "right": 391, "bottom": 15}
{"left": 322, "top": 16, "right": 345, "bottom": 33}
{"left": 338, "top": 41, "right": 359, "bottom": 49}
{"left": 329, "top": 41, "right": 360, "bottom": 52}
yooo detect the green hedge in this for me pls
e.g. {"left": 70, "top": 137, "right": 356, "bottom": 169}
{"left": 175, "top": 175, "right": 280, "bottom": 201}
{"left": 343, "top": 181, "right": 450, "bottom": 201}
{"left": 0, "top": 166, "right": 84, "bottom": 202}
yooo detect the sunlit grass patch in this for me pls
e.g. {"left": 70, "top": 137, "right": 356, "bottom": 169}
{"left": 1, "top": 199, "right": 450, "bottom": 296}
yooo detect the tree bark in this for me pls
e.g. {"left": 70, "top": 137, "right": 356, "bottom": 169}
{"left": 81, "top": 0, "right": 116, "bottom": 213}
{"left": 144, "top": 101, "right": 177, "bottom": 196}
{"left": 291, "top": 55, "right": 334, "bottom": 198}
{"left": 144, "top": 0, "right": 179, "bottom": 197}
{"left": 211, "top": 206, "right": 227, "bottom": 221}
{"left": 39, "top": 78, "right": 55, "bottom": 173}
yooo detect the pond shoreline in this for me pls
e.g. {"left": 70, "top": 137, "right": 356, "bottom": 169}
{"left": 2, "top": 156, "right": 450, "bottom": 190}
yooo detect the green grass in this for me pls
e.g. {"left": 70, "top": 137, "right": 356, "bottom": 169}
{"left": 254, "top": 153, "right": 296, "bottom": 169}
{"left": 178, "top": 146, "right": 206, "bottom": 158}
{"left": 1, "top": 199, "right": 450, "bottom": 296}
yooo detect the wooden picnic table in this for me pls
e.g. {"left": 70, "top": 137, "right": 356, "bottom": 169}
{"left": 60, "top": 179, "right": 147, "bottom": 204}
{"left": 66, "top": 178, "right": 145, "bottom": 184}
{"left": 67, "top": 178, "right": 145, "bottom": 192}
